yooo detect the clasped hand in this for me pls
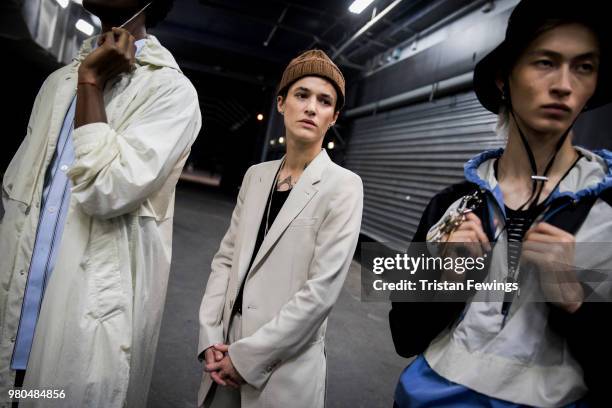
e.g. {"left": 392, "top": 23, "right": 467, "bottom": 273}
{"left": 204, "top": 344, "right": 245, "bottom": 389}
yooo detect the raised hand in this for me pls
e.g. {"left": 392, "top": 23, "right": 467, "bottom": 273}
{"left": 522, "top": 222, "right": 583, "bottom": 313}
{"left": 438, "top": 212, "right": 491, "bottom": 282}
{"left": 78, "top": 27, "right": 137, "bottom": 89}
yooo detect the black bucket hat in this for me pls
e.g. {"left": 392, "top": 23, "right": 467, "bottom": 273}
{"left": 474, "top": 0, "right": 610, "bottom": 114}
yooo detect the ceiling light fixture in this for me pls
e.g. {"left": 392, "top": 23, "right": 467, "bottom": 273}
{"left": 349, "top": 0, "right": 375, "bottom": 14}
{"left": 75, "top": 19, "right": 94, "bottom": 35}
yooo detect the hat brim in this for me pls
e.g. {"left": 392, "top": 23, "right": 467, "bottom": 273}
{"left": 473, "top": 42, "right": 508, "bottom": 114}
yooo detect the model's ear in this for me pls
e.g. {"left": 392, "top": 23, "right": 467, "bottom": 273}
{"left": 495, "top": 78, "right": 504, "bottom": 95}
{"left": 277, "top": 95, "right": 285, "bottom": 114}
{"left": 496, "top": 76, "right": 511, "bottom": 103}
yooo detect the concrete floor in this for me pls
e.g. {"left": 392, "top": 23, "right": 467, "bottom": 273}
{"left": 148, "top": 183, "right": 410, "bottom": 408}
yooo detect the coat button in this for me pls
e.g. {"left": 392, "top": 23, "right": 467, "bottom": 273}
{"left": 10, "top": 337, "right": 15, "bottom": 343}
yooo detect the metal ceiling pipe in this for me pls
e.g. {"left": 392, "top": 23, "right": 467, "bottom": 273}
{"left": 331, "top": 0, "right": 404, "bottom": 59}
{"left": 344, "top": 0, "right": 446, "bottom": 61}
{"left": 364, "top": 0, "right": 489, "bottom": 77}
{"left": 383, "top": 0, "right": 450, "bottom": 40}
{"left": 343, "top": 71, "right": 473, "bottom": 118}
{"left": 395, "top": 0, "right": 489, "bottom": 55}
{"left": 263, "top": 6, "right": 288, "bottom": 47}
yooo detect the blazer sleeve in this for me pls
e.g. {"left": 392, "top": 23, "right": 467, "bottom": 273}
{"left": 228, "top": 172, "right": 363, "bottom": 389}
{"left": 197, "top": 166, "right": 254, "bottom": 359}
{"left": 67, "top": 75, "right": 202, "bottom": 219}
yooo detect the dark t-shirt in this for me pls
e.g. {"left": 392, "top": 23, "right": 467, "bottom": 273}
{"left": 504, "top": 204, "right": 544, "bottom": 274}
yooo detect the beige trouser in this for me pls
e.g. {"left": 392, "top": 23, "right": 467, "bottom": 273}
{"left": 204, "top": 312, "right": 242, "bottom": 408}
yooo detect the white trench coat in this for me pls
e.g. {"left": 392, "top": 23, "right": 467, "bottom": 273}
{"left": 0, "top": 35, "right": 201, "bottom": 407}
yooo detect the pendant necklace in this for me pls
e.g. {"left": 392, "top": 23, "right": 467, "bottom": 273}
{"left": 264, "top": 157, "right": 286, "bottom": 237}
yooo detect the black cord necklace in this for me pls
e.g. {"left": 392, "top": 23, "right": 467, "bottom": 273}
{"left": 507, "top": 96, "right": 578, "bottom": 210}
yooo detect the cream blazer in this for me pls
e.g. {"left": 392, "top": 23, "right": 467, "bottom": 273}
{"left": 197, "top": 150, "right": 363, "bottom": 407}
{"left": 0, "top": 35, "right": 201, "bottom": 407}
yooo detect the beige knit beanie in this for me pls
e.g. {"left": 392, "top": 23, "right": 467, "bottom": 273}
{"left": 277, "top": 49, "right": 345, "bottom": 110}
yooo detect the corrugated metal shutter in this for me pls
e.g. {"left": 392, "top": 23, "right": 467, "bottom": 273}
{"left": 345, "top": 91, "right": 503, "bottom": 246}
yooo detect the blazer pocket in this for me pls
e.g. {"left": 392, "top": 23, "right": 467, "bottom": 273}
{"left": 289, "top": 217, "right": 318, "bottom": 228}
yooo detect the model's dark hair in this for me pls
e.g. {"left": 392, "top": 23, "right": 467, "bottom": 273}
{"left": 278, "top": 76, "right": 342, "bottom": 113}
{"left": 139, "top": 0, "right": 174, "bottom": 28}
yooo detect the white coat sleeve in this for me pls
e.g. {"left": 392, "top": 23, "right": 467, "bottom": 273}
{"left": 67, "top": 76, "right": 201, "bottom": 219}
{"left": 197, "top": 166, "right": 254, "bottom": 359}
{"left": 228, "top": 172, "right": 364, "bottom": 389}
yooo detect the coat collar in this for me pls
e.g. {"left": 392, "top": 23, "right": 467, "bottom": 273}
{"left": 463, "top": 146, "right": 612, "bottom": 215}
{"left": 75, "top": 34, "right": 182, "bottom": 72}
{"left": 236, "top": 149, "right": 331, "bottom": 283}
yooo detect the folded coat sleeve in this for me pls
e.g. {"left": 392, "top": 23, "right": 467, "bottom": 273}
{"left": 197, "top": 166, "right": 254, "bottom": 360}
{"left": 67, "top": 76, "right": 201, "bottom": 219}
{"left": 228, "top": 173, "right": 363, "bottom": 389}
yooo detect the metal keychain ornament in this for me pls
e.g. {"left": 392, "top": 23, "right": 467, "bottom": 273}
{"left": 428, "top": 190, "right": 485, "bottom": 243}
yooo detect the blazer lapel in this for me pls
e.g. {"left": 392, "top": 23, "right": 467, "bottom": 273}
{"left": 235, "top": 160, "right": 282, "bottom": 285}
{"left": 248, "top": 149, "right": 330, "bottom": 276}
